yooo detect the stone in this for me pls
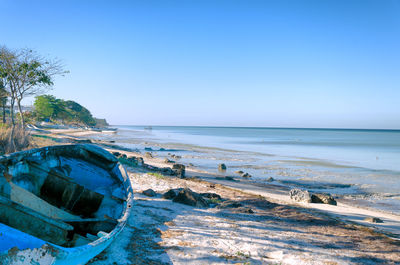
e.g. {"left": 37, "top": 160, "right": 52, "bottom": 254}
{"left": 112, "top": 151, "right": 121, "bottom": 157}
{"left": 172, "top": 188, "right": 209, "bottom": 207}
{"left": 142, "top": 189, "right": 157, "bottom": 197}
{"left": 311, "top": 193, "right": 337, "bottom": 205}
{"left": 289, "top": 189, "right": 312, "bottom": 203}
{"left": 218, "top": 163, "right": 227, "bottom": 171}
{"left": 172, "top": 164, "right": 186, "bottom": 178}
{"left": 164, "top": 158, "right": 174, "bottom": 163}
{"left": 225, "top": 176, "right": 235, "bottom": 181}
{"left": 364, "top": 217, "right": 383, "bottom": 223}
{"left": 266, "top": 177, "right": 274, "bottom": 182}
{"left": 145, "top": 152, "right": 153, "bottom": 158}
{"left": 235, "top": 170, "right": 244, "bottom": 175}
{"left": 241, "top": 173, "right": 251, "bottom": 178}
{"left": 160, "top": 167, "right": 175, "bottom": 175}
{"left": 162, "top": 188, "right": 184, "bottom": 200}
{"left": 200, "top": 193, "right": 222, "bottom": 200}
{"left": 236, "top": 207, "right": 254, "bottom": 214}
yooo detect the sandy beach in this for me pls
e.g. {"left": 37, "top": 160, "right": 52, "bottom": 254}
{"left": 31, "top": 128, "right": 400, "bottom": 264}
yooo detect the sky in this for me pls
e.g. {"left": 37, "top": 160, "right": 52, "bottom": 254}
{"left": 1, "top": 0, "right": 400, "bottom": 129}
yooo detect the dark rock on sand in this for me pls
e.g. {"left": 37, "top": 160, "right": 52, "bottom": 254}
{"left": 200, "top": 193, "right": 222, "bottom": 200}
{"left": 112, "top": 151, "right": 121, "bottom": 157}
{"left": 289, "top": 189, "right": 312, "bottom": 203}
{"left": 225, "top": 176, "right": 236, "bottom": 181}
{"left": 241, "top": 173, "right": 252, "bottom": 178}
{"left": 142, "top": 189, "right": 157, "bottom": 197}
{"left": 163, "top": 158, "right": 174, "bottom": 163}
{"left": 218, "top": 163, "right": 227, "bottom": 171}
{"left": 311, "top": 193, "right": 337, "bottom": 205}
{"left": 163, "top": 188, "right": 184, "bottom": 200}
{"left": 172, "top": 188, "right": 209, "bottom": 208}
{"left": 172, "top": 164, "right": 186, "bottom": 178}
{"left": 235, "top": 170, "right": 244, "bottom": 175}
{"left": 364, "top": 217, "right": 383, "bottom": 223}
{"left": 236, "top": 207, "right": 254, "bottom": 214}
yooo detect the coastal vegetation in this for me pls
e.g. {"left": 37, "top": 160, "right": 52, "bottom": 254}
{"left": 0, "top": 45, "right": 107, "bottom": 154}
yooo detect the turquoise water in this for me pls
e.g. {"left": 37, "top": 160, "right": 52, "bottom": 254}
{"left": 93, "top": 126, "right": 400, "bottom": 213}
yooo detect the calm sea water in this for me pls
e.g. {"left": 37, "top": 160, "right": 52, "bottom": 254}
{"left": 92, "top": 126, "right": 400, "bottom": 213}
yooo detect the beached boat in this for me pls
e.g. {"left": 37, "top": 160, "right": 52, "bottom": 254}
{"left": 0, "top": 144, "right": 133, "bottom": 265}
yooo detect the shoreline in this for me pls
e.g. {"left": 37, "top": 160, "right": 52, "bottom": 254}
{"left": 31, "top": 128, "right": 400, "bottom": 264}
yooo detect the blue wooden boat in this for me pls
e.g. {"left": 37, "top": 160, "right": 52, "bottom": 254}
{"left": 0, "top": 144, "right": 133, "bottom": 264}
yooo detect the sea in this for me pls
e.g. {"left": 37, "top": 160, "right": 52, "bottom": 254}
{"left": 90, "top": 126, "right": 400, "bottom": 214}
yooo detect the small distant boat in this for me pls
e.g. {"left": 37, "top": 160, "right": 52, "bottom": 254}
{"left": 0, "top": 144, "right": 133, "bottom": 264}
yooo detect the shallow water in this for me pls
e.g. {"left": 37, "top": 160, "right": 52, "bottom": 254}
{"left": 92, "top": 126, "right": 400, "bottom": 214}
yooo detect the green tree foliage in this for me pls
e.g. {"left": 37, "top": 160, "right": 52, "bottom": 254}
{"left": 34, "top": 95, "right": 97, "bottom": 126}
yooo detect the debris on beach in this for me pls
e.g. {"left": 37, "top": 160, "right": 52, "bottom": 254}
{"left": 172, "top": 188, "right": 209, "bottom": 207}
{"left": 289, "top": 188, "right": 312, "bottom": 203}
{"left": 218, "top": 163, "right": 227, "bottom": 171}
{"left": 241, "top": 172, "right": 252, "bottom": 178}
{"left": 364, "top": 217, "right": 384, "bottom": 223}
{"left": 142, "top": 189, "right": 157, "bottom": 197}
{"left": 311, "top": 193, "right": 337, "bottom": 205}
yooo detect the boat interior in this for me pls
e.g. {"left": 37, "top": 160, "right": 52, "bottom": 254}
{"left": 0, "top": 145, "right": 129, "bottom": 248}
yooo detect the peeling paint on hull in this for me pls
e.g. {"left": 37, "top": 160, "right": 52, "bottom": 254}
{"left": 0, "top": 144, "right": 133, "bottom": 265}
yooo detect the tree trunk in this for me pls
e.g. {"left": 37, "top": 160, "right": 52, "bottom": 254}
{"left": 1, "top": 99, "right": 5, "bottom": 123}
{"left": 17, "top": 99, "right": 25, "bottom": 128}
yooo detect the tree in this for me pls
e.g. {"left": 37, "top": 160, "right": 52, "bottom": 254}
{"left": 0, "top": 46, "right": 67, "bottom": 128}
{"left": 0, "top": 80, "right": 7, "bottom": 123}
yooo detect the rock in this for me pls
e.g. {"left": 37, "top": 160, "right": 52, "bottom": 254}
{"left": 112, "top": 151, "right": 121, "bottom": 157}
{"left": 225, "top": 176, "right": 236, "bottom": 181}
{"left": 145, "top": 152, "right": 153, "bottom": 158}
{"left": 163, "top": 188, "right": 184, "bottom": 199}
{"left": 160, "top": 167, "right": 175, "bottom": 175}
{"left": 364, "top": 217, "right": 383, "bottom": 223}
{"left": 266, "top": 177, "right": 274, "bottom": 182}
{"left": 121, "top": 154, "right": 127, "bottom": 159}
{"left": 311, "top": 193, "right": 337, "bottom": 205}
{"left": 144, "top": 147, "right": 153, "bottom": 151}
{"left": 235, "top": 170, "right": 244, "bottom": 175}
{"left": 188, "top": 163, "right": 194, "bottom": 167}
{"left": 142, "top": 189, "right": 157, "bottom": 197}
{"left": 236, "top": 207, "right": 254, "bottom": 214}
{"left": 137, "top": 157, "right": 144, "bottom": 166}
{"left": 164, "top": 158, "right": 174, "bottom": 163}
{"left": 241, "top": 173, "right": 252, "bottom": 178}
{"left": 289, "top": 189, "right": 312, "bottom": 203}
{"left": 172, "top": 164, "right": 186, "bottom": 178}
{"left": 217, "top": 200, "right": 243, "bottom": 209}
{"left": 218, "top": 163, "right": 227, "bottom": 171}
{"left": 200, "top": 193, "right": 222, "bottom": 200}
{"left": 172, "top": 188, "right": 209, "bottom": 207}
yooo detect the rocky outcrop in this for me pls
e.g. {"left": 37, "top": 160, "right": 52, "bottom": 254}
{"left": 311, "top": 193, "right": 337, "bottom": 205}
{"left": 200, "top": 193, "right": 222, "bottom": 201}
{"left": 142, "top": 189, "right": 157, "bottom": 197}
{"left": 289, "top": 189, "right": 337, "bottom": 205}
{"left": 289, "top": 189, "right": 312, "bottom": 203}
{"left": 172, "top": 188, "right": 209, "bottom": 208}
{"left": 218, "top": 163, "right": 227, "bottom": 171}
{"left": 172, "top": 164, "right": 186, "bottom": 178}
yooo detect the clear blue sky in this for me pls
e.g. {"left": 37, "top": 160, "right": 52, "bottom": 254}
{"left": 2, "top": 0, "right": 400, "bottom": 129}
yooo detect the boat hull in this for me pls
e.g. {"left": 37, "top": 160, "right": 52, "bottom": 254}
{"left": 0, "top": 144, "right": 133, "bottom": 265}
